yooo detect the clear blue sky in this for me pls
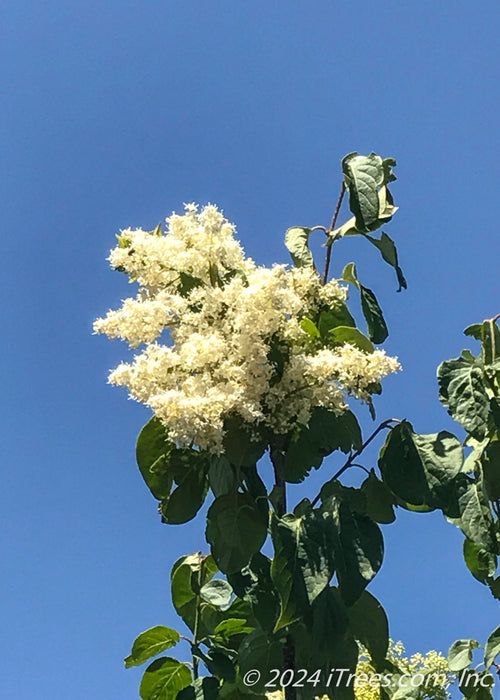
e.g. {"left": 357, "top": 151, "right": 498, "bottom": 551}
{"left": 2, "top": 1, "right": 500, "bottom": 697}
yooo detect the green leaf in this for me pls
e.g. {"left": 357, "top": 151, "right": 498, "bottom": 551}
{"left": 206, "top": 492, "right": 268, "bottom": 574}
{"left": 125, "top": 627, "right": 180, "bottom": 669}
{"left": 300, "top": 317, "right": 320, "bottom": 339}
{"left": 176, "top": 678, "right": 220, "bottom": 700}
{"left": 199, "top": 579, "right": 233, "bottom": 607}
{"left": 464, "top": 320, "right": 500, "bottom": 366}
{"left": 139, "top": 657, "right": 191, "bottom": 700}
{"left": 202, "top": 650, "right": 236, "bottom": 683}
{"left": 364, "top": 232, "right": 407, "bottom": 292}
{"left": 329, "top": 325, "right": 375, "bottom": 352}
{"left": 448, "top": 474, "right": 497, "bottom": 552}
{"left": 463, "top": 538, "right": 497, "bottom": 583}
{"left": 329, "top": 216, "right": 360, "bottom": 241}
{"left": 214, "top": 617, "right": 254, "bottom": 640}
{"left": 178, "top": 272, "right": 203, "bottom": 297}
{"left": 170, "top": 554, "right": 218, "bottom": 633}
{"left": 222, "top": 415, "right": 267, "bottom": 468}
{"left": 161, "top": 460, "right": 208, "bottom": 524}
{"left": 360, "top": 285, "right": 388, "bottom": 344}
{"left": 318, "top": 304, "right": 356, "bottom": 337}
{"left": 285, "top": 226, "right": 315, "bottom": 268}
{"left": 237, "top": 629, "right": 283, "bottom": 695}
{"left": 342, "top": 153, "right": 386, "bottom": 232}
{"left": 325, "top": 499, "right": 384, "bottom": 605}
{"left": 348, "top": 591, "right": 389, "bottom": 669}
{"left": 378, "top": 421, "right": 463, "bottom": 511}
{"left": 227, "top": 554, "right": 280, "bottom": 634}
{"left": 270, "top": 506, "right": 336, "bottom": 630}
{"left": 342, "top": 262, "right": 360, "bottom": 288}
{"left": 481, "top": 442, "right": 500, "bottom": 501}
{"left": 136, "top": 418, "right": 174, "bottom": 500}
{"left": 485, "top": 626, "right": 500, "bottom": 670}
{"left": 448, "top": 638, "right": 480, "bottom": 672}
{"left": 208, "top": 456, "right": 236, "bottom": 497}
{"left": 341, "top": 263, "right": 388, "bottom": 343}
{"left": 283, "top": 408, "right": 362, "bottom": 483}
{"left": 438, "top": 357, "right": 489, "bottom": 440}
{"left": 308, "top": 586, "right": 349, "bottom": 664}
{"left": 361, "top": 472, "right": 396, "bottom": 524}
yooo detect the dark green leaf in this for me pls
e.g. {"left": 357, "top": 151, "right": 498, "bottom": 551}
{"left": 342, "top": 153, "right": 385, "bottom": 232}
{"left": 223, "top": 416, "right": 267, "bottom": 468}
{"left": 178, "top": 272, "right": 203, "bottom": 297}
{"left": 485, "top": 625, "right": 500, "bottom": 670}
{"left": 139, "top": 657, "right": 191, "bottom": 700}
{"left": 378, "top": 421, "right": 463, "bottom": 511}
{"left": 481, "top": 442, "right": 500, "bottom": 501}
{"left": 203, "top": 650, "right": 236, "bottom": 683}
{"left": 327, "top": 500, "right": 384, "bottom": 605}
{"left": 448, "top": 474, "right": 497, "bottom": 552}
{"left": 213, "top": 618, "right": 254, "bottom": 643}
{"left": 161, "top": 461, "right": 208, "bottom": 524}
{"left": 208, "top": 456, "right": 236, "bottom": 497}
{"left": 308, "top": 586, "right": 349, "bottom": 663}
{"left": 206, "top": 492, "right": 268, "bottom": 574}
{"left": 136, "top": 418, "right": 174, "bottom": 500}
{"left": 125, "top": 627, "right": 180, "bottom": 669}
{"left": 199, "top": 579, "right": 233, "bottom": 607}
{"left": 270, "top": 507, "right": 336, "bottom": 630}
{"left": 463, "top": 538, "right": 497, "bottom": 583}
{"left": 464, "top": 320, "right": 500, "bottom": 366}
{"left": 176, "top": 678, "right": 220, "bottom": 700}
{"left": 330, "top": 325, "right": 375, "bottom": 352}
{"left": 227, "top": 554, "right": 279, "bottom": 634}
{"left": 348, "top": 591, "right": 389, "bottom": 668}
{"left": 361, "top": 472, "right": 396, "bottom": 524}
{"left": 448, "top": 639, "right": 480, "bottom": 672}
{"left": 438, "top": 357, "right": 489, "bottom": 440}
{"left": 285, "top": 227, "right": 315, "bottom": 268}
{"left": 364, "top": 232, "right": 407, "bottom": 292}
{"left": 360, "top": 285, "right": 388, "bottom": 344}
{"left": 237, "top": 629, "right": 283, "bottom": 695}
{"left": 318, "top": 304, "right": 356, "bottom": 337}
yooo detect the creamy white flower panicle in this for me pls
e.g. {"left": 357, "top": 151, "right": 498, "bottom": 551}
{"left": 94, "top": 204, "right": 400, "bottom": 452}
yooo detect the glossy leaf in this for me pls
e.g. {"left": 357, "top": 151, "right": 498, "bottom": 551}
{"left": 206, "top": 492, "right": 268, "bottom": 574}
{"left": 170, "top": 554, "right": 218, "bottom": 633}
{"left": 139, "top": 657, "right": 191, "bottom": 700}
{"left": 199, "top": 579, "right": 233, "bottom": 607}
{"left": 136, "top": 418, "right": 174, "bottom": 500}
{"left": 125, "top": 627, "right": 180, "bottom": 669}
{"left": 285, "top": 226, "right": 315, "bottom": 268}
{"left": 438, "top": 356, "right": 489, "bottom": 440}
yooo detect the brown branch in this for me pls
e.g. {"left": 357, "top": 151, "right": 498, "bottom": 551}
{"left": 322, "top": 182, "right": 346, "bottom": 285}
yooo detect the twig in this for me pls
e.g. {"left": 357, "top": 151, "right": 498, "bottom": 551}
{"left": 311, "top": 418, "right": 401, "bottom": 507}
{"left": 322, "top": 182, "right": 346, "bottom": 285}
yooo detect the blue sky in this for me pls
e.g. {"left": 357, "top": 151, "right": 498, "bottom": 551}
{"left": 2, "top": 1, "right": 500, "bottom": 697}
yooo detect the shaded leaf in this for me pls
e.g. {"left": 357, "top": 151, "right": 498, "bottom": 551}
{"left": 361, "top": 472, "right": 396, "bottom": 524}
{"left": 237, "top": 629, "right": 283, "bottom": 695}
{"left": 448, "top": 474, "right": 497, "bottom": 552}
{"left": 206, "top": 492, "right": 268, "bottom": 574}
{"left": 360, "top": 285, "right": 388, "bottom": 344}
{"left": 463, "top": 538, "right": 497, "bottom": 583}
{"left": 161, "top": 461, "right": 208, "bottom": 524}
{"left": 348, "top": 591, "right": 389, "bottom": 668}
{"left": 223, "top": 415, "right": 267, "bottom": 468}
{"left": 176, "top": 678, "right": 219, "bottom": 700}
{"left": 330, "top": 325, "right": 375, "bottom": 353}
{"left": 364, "top": 232, "right": 407, "bottom": 292}
{"left": 318, "top": 304, "right": 356, "bottom": 337}
{"left": 136, "top": 418, "right": 174, "bottom": 500}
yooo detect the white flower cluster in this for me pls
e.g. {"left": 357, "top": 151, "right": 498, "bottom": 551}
{"left": 94, "top": 204, "right": 400, "bottom": 452}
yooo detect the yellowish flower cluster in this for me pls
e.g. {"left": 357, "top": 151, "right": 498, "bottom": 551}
{"left": 94, "top": 204, "right": 400, "bottom": 451}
